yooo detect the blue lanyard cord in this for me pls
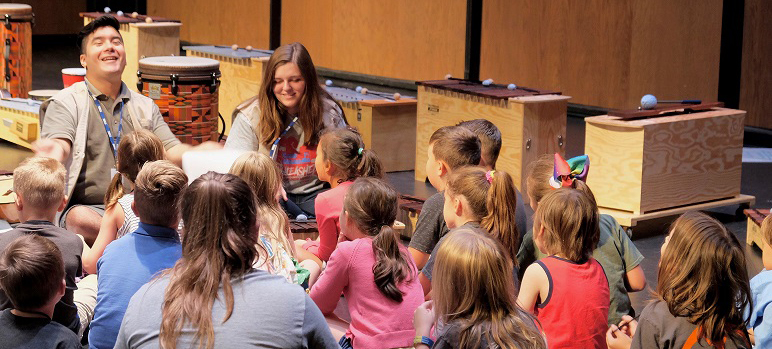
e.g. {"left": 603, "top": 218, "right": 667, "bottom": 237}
{"left": 88, "top": 90, "right": 124, "bottom": 159}
{"left": 269, "top": 116, "right": 298, "bottom": 160}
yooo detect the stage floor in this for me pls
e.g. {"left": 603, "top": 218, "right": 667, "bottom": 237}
{"left": 5, "top": 34, "right": 772, "bottom": 315}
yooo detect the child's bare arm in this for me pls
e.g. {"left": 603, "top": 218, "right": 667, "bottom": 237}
{"left": 82, "top": 204, "right": 124, "bottom": 274}
{"left": 517, "top": 262, "right": 548, "bottom": 314}
{"left": 624, "top": 265, "right": 647, "bottom": 292}
{"left": 409, "top": 247, "right": 430, "bottom": 269}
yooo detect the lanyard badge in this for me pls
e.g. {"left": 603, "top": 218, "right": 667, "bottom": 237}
{"left": 269, "top": 116, "right": 299, "bottom": 160}
{"left": 88, "top": 90, "right": 124, "bottom": 158}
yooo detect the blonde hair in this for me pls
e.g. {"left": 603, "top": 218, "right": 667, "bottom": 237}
{"left": 160, "top": 172, "right": 259, "bottom": 349}
{"left": 445, "top": 166, "right": 520, "bottom": 263}
{"left": 13, "top": 157, "right": 66, "bottom": 210}
{"left": 533, "top": 188, "right": 599, "bottom": 261}
{"left": 104, "top": 130, "right": 165, "bottom": 209}
{"left": 433, "top": 228, "right": 546, "bottom": 349}
{"left": 657, "top": 212, "right": 751, "bottom": 346}
{"left": 229, "top": 152, "right": 295, "bottom": 258}
{"left": 134, "top": 160, "right": 187, "bottom": 227}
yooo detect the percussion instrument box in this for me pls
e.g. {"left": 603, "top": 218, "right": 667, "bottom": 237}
{"left": 585, "top": 107, "right": 748, "bottom": 227}
{"left": 415, "top": 78, "right": 570, "bottom": 201}
{"left": 184, "top": 45, "right": 272, "bottom": 135}
{"left": 745, "top": 209, "right": 769, "bottom": 249}
{"left": 0, "top": 97, "right": 40, "bottom": 149}
{"left": 81, "top": 12, "right": 181, "bottom": 93}
{"left": 326, "top": 86, "right": 417, "bottom": 172}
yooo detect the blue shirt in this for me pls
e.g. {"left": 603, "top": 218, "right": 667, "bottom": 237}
{"left": 89, "top": 222, "right": 182, "bottom": 349}
{"left": 749, "top": 269, "right": 772, "bottom": 348}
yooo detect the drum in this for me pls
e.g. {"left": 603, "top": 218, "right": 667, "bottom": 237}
{"left": 0, "top": 4, "right": 33, "bottom": 98}
{"left": 28, "top": 89, "right": 59, "bottom": 101}
{"left": 61, "top": 67, "right": 86, "bottom": 88}
{"left": 137, "top": 56, "right": 221, "bottom": 145}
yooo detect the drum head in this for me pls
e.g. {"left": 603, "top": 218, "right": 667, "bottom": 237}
{"left": 28, "top": 89, "right": 60, "bottom": 101}
{"left": 0, "top": 3, "right": 32, "bottom": 16}
{"left": 139, "top": 56, "right": 220, "bottom": 78}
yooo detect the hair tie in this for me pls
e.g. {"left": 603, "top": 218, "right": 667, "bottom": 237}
{"left": 357, "top": 148, "right": 363, "bottom": 156}
{"left": 485, "top": 170, "right": 495, "bottom": 184}
{"left": 549, "top": 153, "right": 590, "bottom": 189}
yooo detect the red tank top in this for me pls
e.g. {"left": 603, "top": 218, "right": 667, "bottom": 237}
{"left": 535, "top": 256, "right": 609, "bottom": 349}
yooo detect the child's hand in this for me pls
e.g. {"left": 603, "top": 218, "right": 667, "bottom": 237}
{"left": 413, "top": 300, "right": 435, "bottom": 337}
{"left": 606, "top": 316, "right": 637, "bottom": 349}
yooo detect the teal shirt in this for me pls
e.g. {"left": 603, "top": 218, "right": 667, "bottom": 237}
{"left": 517, "top": 214, "right": 644, "bottom": 325}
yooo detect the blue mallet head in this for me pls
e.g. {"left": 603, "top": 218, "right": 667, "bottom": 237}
{"left": 482, "top": 79, "right": 493, "bottom": 86}
{"left": 355, "top": 86, "right": 363, "bottom": 93}
{"left": 325, "top": 79, "right": 332, "bottom": 86}
{"left": 507, "top": 83, "right": 517, "bottom": 90}
{"left": 641, "top": 94, "right": 657, "bottom": 110}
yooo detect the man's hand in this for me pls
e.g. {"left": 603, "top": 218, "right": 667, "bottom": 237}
{"left": 32, "top": 138, "right": 71, "bottom": 163}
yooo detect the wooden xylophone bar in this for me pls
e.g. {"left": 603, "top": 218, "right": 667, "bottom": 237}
{"left": 290, "top": 219, "right": 319, "bottom": 240}
{"left": 416, "top": 78, "right": 559, "bottom": 100}
{"left": 746, "top": 209, "right": 770, "bottom": 227}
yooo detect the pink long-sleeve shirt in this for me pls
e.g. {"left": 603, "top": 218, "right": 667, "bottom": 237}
{"left": 311, "top": 181, "right": 353, "bottom": 261}
{"left": 310, "top": 238, "right": 424, "bottom": 349}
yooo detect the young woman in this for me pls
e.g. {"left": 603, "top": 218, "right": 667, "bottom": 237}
{"left": 225, "top": 42, "right": 346, "bottom": 217}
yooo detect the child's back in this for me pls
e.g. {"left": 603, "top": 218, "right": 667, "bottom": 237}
{"left": 535, "top": 256, "right": 609, "bottom": 347}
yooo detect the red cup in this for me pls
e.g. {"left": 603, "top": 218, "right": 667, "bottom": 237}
{"left": 61, "top": 68, "right": 86, "bottom": 88}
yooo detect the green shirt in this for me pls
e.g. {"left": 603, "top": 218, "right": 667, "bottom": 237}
{"left": 517, "top": 214, "right": 644, "bottom": 325}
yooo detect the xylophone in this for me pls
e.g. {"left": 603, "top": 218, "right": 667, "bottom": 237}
{"left": 290, "top": 219, "right": 318, "bottom": 241}
{"left": 325, "top": 84, "right": 417, "bottom": 172}
{"left": 183, "top": 45, "right": 273, "bottom": 135}
{"left": 585, "top": 105, "right": 754, "bottom": 229}
{"left": 415, "top": 77, "right": 570, "bottom": 202}
{"left": 0, "top": 171, "right": 17, "bottom": 223}
{"left": 80, "top": 12, "right": 181, "bottom": 93}
{"left": 745, "top": 209, "right": 770, "bottom": 249}
{"left": 0, "top": 97, "right": 40, "bottom": 148}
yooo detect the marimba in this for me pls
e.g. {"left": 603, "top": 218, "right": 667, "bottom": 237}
{"left": 290, "top": 219, "right": 319, "bottom": 241}
{"left": 585, "top": 104, "right": 755, "bottom": 229}
{"left": 326, "top": 85, "right": 417, "bottom": 172}
{"left": 415, "top": 78, "right": 570, "bottom": 201}
{"left": 745, "top": 209, "right": 769, "bottom": 249}
{"left": 184, "top": 45, "right": 273, "bottom": 135}
{"left": 80, "top": 12, "right": 181, "bottom": 93}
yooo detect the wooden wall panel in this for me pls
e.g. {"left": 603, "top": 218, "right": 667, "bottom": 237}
{"left": 740, "top": 0, "right": 772, "bottom": 130}
{"left": 8, "top": 0, "right": 85, "bottom": 35}
{"left": 147, "top": 0, "right": 270, "bottom": 48}
{"left": 480, "top": 0, "right": 723, "bottom": 110}
{"left": 281, "top": 0, "right": 466, "bottom": 81}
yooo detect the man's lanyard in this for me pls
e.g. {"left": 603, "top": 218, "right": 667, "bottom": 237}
{"left": 269, "top": 116, "right": 298, "bottom": 160}
{"left": 87, "top": 89, "right": 124, "bottom": 158}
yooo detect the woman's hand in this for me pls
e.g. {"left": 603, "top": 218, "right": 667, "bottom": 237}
{"left": 413, "top": 300, "right": 435, "bottom": 337}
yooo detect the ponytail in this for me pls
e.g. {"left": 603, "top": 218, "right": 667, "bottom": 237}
{"left": 355, "top": 148, "right": 383, "bottom": 178}
{"left": 371, "top": 225, "right": 412, "bottom": 302}
{"left": 104, "top": 171, "right": 125, "bottom": 209}
{"left": 481, "top": 170, "right": 520, "bottom": 264}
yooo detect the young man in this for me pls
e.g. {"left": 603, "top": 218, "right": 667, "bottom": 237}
{"left": 33, "top": 15, "right": 220, "bottom": 245}
{"left": 408, "top": 126, "right": 481, "bottom": 269}
{"left": 0, "top": 235, "right": 81, "bottom": 349}
{"left": 0, "top": 157, "right": 95, "bottom": 337}
{"left": 89, "top": 160, "right": 188, "bottom": 349}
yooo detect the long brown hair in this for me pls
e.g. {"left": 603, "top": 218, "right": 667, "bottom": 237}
{"left": 343, "top": 177, "right": 414, "bottom": 302}
{"left": 159, "top": 172, "right": 259, "bottom": 349}
{"left": 533, "top": 188, "right": 599, "bottom": 262}
{"left": 445, "top": 167, "right": 520, "bottom": 264}
{"left": 103, "top": 129, "right": 165, "bottom": 209}
{"left": 229, "top": 151, "right": 295, "bottom": 258}
{"left": 319, "top": 128, "right": 383, "bottom": 182}
{"left": 253, "top": 42, "right": 341, "bottom": 146}
{"left": 657, "top": 212, "right": 751, "bottom": 346}
{"left": 433, "top": 228, "right": 546, "bottom": 349}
